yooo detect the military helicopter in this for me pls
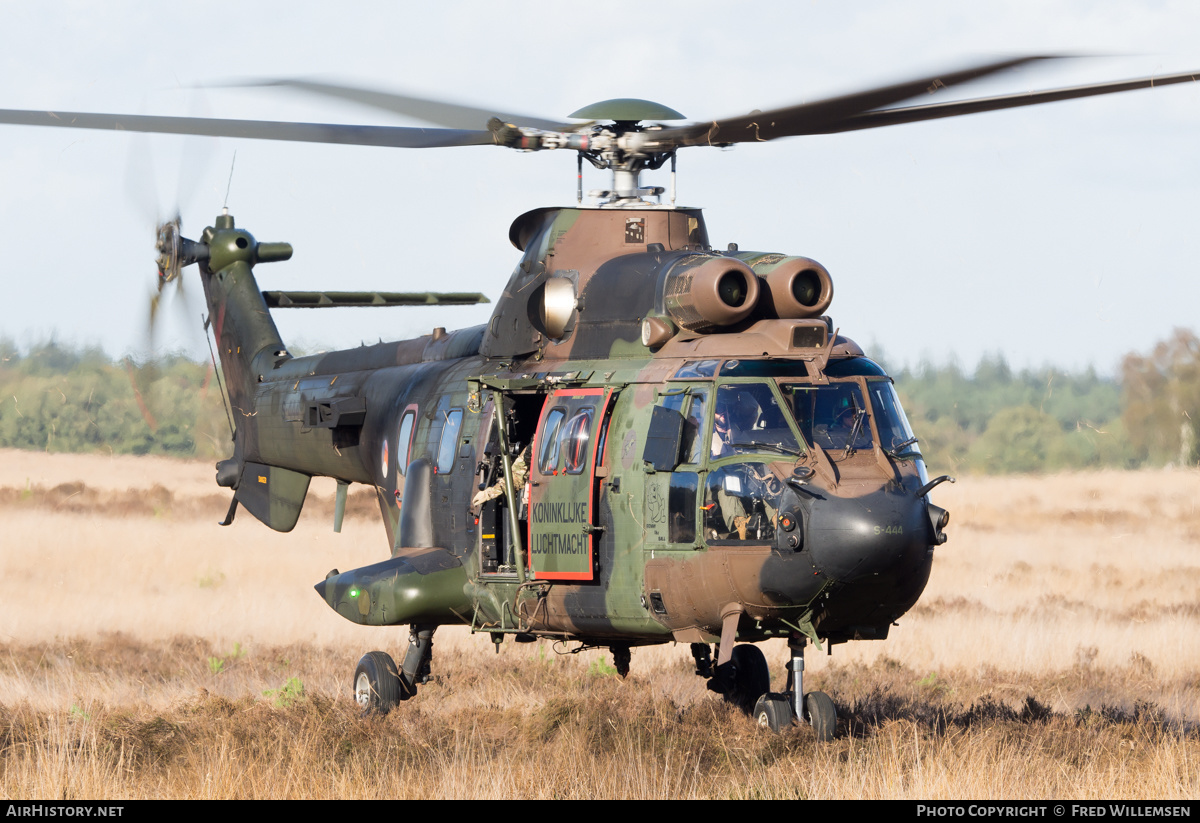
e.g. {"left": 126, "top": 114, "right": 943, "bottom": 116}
{"left": 3, "top": 56, "right": 1196, "bottom": 738}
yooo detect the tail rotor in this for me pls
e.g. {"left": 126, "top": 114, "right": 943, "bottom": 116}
{"left": 151, "top": 211, "right": 187, "bottom": 338}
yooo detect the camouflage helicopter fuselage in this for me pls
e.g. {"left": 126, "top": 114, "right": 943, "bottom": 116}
{"left": 11, "top": 53, "right": 1200, "bottom": 732}
{"left": 200, "top": 203, "right": 949, "bottom": 671}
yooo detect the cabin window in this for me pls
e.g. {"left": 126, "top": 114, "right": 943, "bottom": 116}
{"left": 538, "top": 407, "right": 567, "bottom": 473}
{"left": 562, "top": 407, "right": 595, "bottom": 475}
{"left": 396, "top": 409, "right": 416, "bottom": 476}
{"left": 436, "top": 409, "right": 463, "bottom": 473}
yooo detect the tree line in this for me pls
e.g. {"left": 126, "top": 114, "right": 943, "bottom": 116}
{"left": 0, "top": 339, "right": 231, "bottom": 459}
{"left": 886, "top": 329, "right": 1200, "bottom": 473}
{"left": 1, "top": 332, "right": 1197, "bottom": 473}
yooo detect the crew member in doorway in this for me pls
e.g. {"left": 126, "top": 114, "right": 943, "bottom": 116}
{"left": 472, "top": 443, "right": 531, "bottom": 512}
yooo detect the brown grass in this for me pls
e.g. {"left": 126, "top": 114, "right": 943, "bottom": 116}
{"left": 1, "top": 450, "right": 1198, "bottom": 798}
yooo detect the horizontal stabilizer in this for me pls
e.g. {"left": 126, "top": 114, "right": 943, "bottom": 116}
{"left": 235, "top": 462, "right": 311, "bottom": 533}
{"left": 262, "top": 290, "right": 490, "bottom": 308}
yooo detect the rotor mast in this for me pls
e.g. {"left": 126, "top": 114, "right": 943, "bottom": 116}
{"left": 489, "top": 98, "right": 687, "bottom": 207}
{"left": 592, "top": 131, "right": 675, "bottom": 206}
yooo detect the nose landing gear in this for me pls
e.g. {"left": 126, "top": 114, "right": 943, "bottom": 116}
{"left": 699, "top": 633, "right": 837, "bottom": 739}
{"left": 764, "top": 634, "right": 837, "bottom": 739}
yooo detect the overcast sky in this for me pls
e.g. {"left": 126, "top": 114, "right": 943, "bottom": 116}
{"left": 1, "top": 1, "right": 1197, "bottom": 375}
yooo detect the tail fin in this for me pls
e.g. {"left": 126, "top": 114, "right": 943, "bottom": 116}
{"left": 193, "top": 211, "right": 297, "bottom": 529}
{"left": 197, "top": 211, "right": 292, "bottom": 428}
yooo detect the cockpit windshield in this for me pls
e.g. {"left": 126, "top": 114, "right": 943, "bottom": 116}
{"left": 784, "top": 382, "right": 873, "bottom": 452}
{"left": 781, "top": 379, "right": 921, "bottom": 457}
{"left": 711, "top": 383, "right": 804, "bottom": 459}
{"left": 698, "top": 368, "right": 921, "bottom": 463}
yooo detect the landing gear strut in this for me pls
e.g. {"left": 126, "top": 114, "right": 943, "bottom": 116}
{"left": 699, "top": 641, "right": 771, "bottom": 714}
{"left": 757, "top": 633, "right": 836, "bottom": 740}
{"left": 399, "top": 624, "right": 435, "bottom": 697}
{"left": 692, "top": 627, "right": 837, "bottom": 739}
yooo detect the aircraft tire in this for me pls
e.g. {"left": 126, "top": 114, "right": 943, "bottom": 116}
{"left": 805, "top": 690, "right": 837, "bottom": 741}
{"left": 726, "top": 644, "right": 770, "bottom": 715}
{"left": 753, "top": 693, "right": 794, "bottom": 732}
{"left": 354, "top": 651, "right": 402, "bottom": 715}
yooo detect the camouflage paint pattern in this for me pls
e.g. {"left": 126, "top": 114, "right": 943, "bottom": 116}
{"left": 196, "top": 206, "right": 948, "bottom": 653}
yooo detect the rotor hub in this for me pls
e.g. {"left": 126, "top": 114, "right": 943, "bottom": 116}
{"left": 155, "top": 216, "right": 183, "bottom": 284}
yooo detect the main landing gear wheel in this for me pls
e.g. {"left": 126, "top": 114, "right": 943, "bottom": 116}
{"left": 354, "top": 651, "right": 401, "bottom": 715}
{"left": 804, "top": 690, "right": 837, "bottom": 741}
{"left": 726, "top": 644, "right": 771, "bottom": 715}
{"left": 753, "top": 693, "right": 793, "bottom": 732}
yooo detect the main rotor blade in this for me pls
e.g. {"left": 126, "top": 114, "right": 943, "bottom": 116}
{"left": 234, "top": 78, "right": 575, "bottom": 132}
{"left": 660, "top": 55, "right": 1061, "bottom": 146}
{"left": 811, "top": 69, "right": 1200, "bottom": 134}
{"left": 0, "top": 109, "right": 493, "bottom": 148}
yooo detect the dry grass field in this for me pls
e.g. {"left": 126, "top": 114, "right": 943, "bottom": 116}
{"left": 2, "top": 448, "right": 1198, "bottom": 799}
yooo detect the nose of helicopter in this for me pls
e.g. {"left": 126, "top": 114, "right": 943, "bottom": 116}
{"left": 805, "top": 486, "right": 941, "bottom": 585}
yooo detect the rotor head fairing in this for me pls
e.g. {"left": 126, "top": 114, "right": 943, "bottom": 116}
{"left": 568, "top": 99, "right": 685, "bottom": 122}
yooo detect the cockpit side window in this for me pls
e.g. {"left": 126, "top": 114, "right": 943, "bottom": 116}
{"left": 703, "top": 462, "right": 783, "bottom": 544}
{"left": 668, "top": 472, "right": 698, "bottom": 544}
{"left": 660, "top": 389, "right": 709, "bottom": 465}
{"left": 683, "top": 391, "right": 708, "bottom": 464}
{"left": 867, "top": 380, "right": 921, "bottom": 456}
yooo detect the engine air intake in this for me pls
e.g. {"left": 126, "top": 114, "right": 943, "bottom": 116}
{"left": 762, "top": 257, "right": 833, "bottom": 319}
{"left": 663, "top": 256, "right": 761, "bottom": 332}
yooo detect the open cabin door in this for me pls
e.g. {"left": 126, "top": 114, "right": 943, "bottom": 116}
{"left": 528, "top": 387, "right": 613, "bottom": 581}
